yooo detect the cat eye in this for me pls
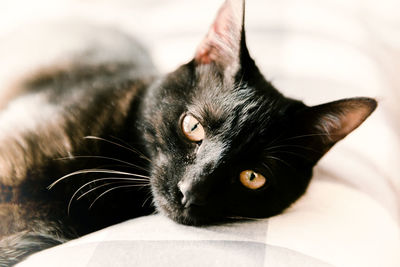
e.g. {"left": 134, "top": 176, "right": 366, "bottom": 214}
{"left": 181, "top": 114, "right": 205, "bottom": 142}
{"left": 239, "top": 170, "right": 266, "bottom": 190}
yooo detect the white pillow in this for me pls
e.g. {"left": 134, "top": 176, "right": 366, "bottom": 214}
{"left": 16, "top": 180, "right": 400, "bottom": 267}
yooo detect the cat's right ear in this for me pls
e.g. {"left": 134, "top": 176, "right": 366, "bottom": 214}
{"left": 293, "top": 97, "right": 377, "bottom": 162}
{"left": 194, "top": 0, "right": 246, "bottom": 77}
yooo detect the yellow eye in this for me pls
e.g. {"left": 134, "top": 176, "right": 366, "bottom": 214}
{"left": 181, "top": 114, "right": 205, "bottom": 142}
{"left": 240, "top": 170, "right": 266, "bottom": 190}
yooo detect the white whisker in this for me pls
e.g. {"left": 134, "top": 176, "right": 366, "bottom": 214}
{"left": 55, "top": 155, "right": 149, "bottom": 172}
{"left": 88, "top": 184, "right": 143, "bottom": 210}
{"left": 109, "top": 135, "right": 138, "bottom": 151}
{"left": 151, "top": 210, "right": 158, "bottom": 215}
{"left": 48, "top": 169, "right": 150, "bottom": 189}
{"left": 278, "top": 133, "right": 332, "bottom": 143}
{"left": 265, "top": 144, "right": 318, "bottom": 153}
{"left": 265, "top": 155, "right": 293, "bottom": 169}
{"left": 77, "top": 181, "right": 147, "bottom": 201}
{"left": 142, "top": 191, "right": 154, "bottom": 208}
{"left": 267, "top": 150, "right": 311, "bottom": 161}
{"left": 84, "top": 136, "right": 151, "bottom": 162}
{"left": 66, "top": 176, "right": 150, "bottom": 214}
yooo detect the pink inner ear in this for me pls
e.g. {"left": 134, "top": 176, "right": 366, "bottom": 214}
{"left": 337, "top": 106, "right": 372, "bottom": 136}
{"left": 195, "top": 0, "right": 241, "bottom": 66}
{"left": 319, "top": 104, "right": 373, "bottom": 143}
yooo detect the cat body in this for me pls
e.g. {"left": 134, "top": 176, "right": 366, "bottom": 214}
{"left": 0, "top": 24, "right": 157, "bottom": 265}
{"left": 0, "top": 0, "right": 376, "bottom": 265}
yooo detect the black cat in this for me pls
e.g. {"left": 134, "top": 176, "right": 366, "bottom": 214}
{"left": 0, "top": 0, "right": 376, "bottom": 265}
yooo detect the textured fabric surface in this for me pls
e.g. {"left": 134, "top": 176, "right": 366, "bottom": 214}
{"left": 15, "top": 180, "right": 400, "bottom": 267}
{"left": 0, "top": 0, "right": 399, "bottom": 266}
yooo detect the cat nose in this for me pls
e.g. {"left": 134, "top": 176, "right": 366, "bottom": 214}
{"left": 178, "top": 180, "right": 206, "bottom": 208}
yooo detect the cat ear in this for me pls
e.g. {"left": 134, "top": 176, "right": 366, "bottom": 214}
{"left": 195, "top": 0, "right": 245, "bottom": 76}
{"left": 294, "top": 97, "right": 377, "bottom": 161}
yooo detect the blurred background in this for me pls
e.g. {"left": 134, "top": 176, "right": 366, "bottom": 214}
{"left": 0, "top": 0, "right": 399, "bottom": 107}
{"left": 0, "top": 0, "right": 399, "bottom": 223}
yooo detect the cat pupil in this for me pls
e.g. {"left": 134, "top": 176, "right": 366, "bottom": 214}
{"left": 191, "top": 123, "right": 198, "bottom": 132}
{"left": 249, "top": 172, "right": 256, "bottom": 181}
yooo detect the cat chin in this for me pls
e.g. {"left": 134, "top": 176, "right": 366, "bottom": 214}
{"left": 166, "top": 211, "right": 221, "bottom": 226}
{"left": 155, "top": 200, "right": 202, "bottom": 226}
{"left": 153, "top": 194, "right": 221, "bottom": 226}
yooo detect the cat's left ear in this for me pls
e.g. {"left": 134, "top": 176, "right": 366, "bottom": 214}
{"left": 294, "top": 97, "right": 377, "bottom": 161}
{"left": 195, "top": 0, "right": 246, "bottom": 77}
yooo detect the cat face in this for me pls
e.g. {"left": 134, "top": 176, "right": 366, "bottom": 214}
{"left": 140, "top": 0, "right": 376, "bottom": 225}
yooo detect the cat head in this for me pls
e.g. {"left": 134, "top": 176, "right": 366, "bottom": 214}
{"left": 140, "top": 0, "right": 376, "bottom": 225}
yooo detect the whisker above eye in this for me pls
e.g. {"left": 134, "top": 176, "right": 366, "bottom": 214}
{"left": 276, "top": 133, "right": 333, "bottom": 143}
{"left": 265, "top": 144, "right": 320, "bottom": 154}
{"left": 264, "top": 131, "right": 286, "bottom": 149}
{"left": 48, "top": 169, "right": 150, "bottom": 189}
{"left": 261, "top": 162, "right": 274, "bottom": 178}
{"left": 265, "top": 132, "right": 333, "bottom": 151}
{"left": 265, "top": 155, "right": 293, "bottom": 169}
{"left": 84, "top": 136, "right": 151, "bottom": 163}
{"left": 266, "top": 150, "right": 315, "bottom": 161}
